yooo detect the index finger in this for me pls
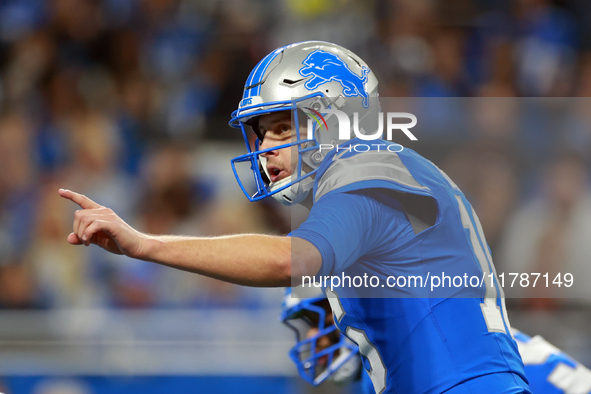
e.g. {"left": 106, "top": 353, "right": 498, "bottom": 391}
{"left": 58, "top": 189, "right": 102, "bottom": 209}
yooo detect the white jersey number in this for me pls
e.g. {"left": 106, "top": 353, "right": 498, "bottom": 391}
{"left": 326, "top": 288, "right": 387, "bottom": 394}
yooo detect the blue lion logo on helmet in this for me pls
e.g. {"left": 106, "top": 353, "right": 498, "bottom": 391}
{"left": 299, "top": 49, "right": 370, "bottom": 108}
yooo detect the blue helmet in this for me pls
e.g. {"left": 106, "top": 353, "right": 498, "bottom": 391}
{"left": 229, "top": 41, "right": 380, "bottom": 205}
{"left": 280, "top": 287, "right": 361, "bottom": 386}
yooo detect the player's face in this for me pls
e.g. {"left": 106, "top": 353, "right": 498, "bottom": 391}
{"left": 304, "top": 300, "right": 339, "bottom": 366}
{"left": 258, "top": 111, "right": 305, "bottom": 184}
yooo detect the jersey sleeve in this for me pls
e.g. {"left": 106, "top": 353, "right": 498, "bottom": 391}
{"left": 290, "top": 190, "right": 408, "bottom": 277}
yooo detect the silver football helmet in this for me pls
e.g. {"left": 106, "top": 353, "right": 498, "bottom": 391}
{"left": 230, "top": 41, "right": 380, "bottom": 205}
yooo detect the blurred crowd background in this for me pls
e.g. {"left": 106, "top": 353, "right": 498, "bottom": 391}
{"left": 1, "top": 0, "right": 591, "bottom": 392}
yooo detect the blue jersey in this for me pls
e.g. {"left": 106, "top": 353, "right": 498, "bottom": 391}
{"left": 361, "top": 369, "right": 376, "bottom": 394}
{"left": 513, "top": 330, "right": 591, "bottom": 394}
{"left": 359, "top": 330, "right": 591, "bottom": 394}
{"left": 291, "top": 140, "right": 530, "bottom": 394}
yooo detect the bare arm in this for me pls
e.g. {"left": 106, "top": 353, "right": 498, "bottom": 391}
{"left": 141, "top": 234, "right": 319, "bottom": 287}
{"left": 58, "top": 189, "right": 321, "bottom": 287}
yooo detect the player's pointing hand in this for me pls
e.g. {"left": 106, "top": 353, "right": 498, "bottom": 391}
{"left": 58, "top": 188, "right": 147, "bottom": 258}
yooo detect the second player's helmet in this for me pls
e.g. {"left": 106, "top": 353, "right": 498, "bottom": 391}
{"left": 230, "top": 41, "right": 380, "bottom": 205}
{"left": 280, "top": 287, "right": 361, "bottom": 386}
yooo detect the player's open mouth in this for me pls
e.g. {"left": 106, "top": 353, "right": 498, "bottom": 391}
{"left": 268, "top": 165, "right": 287, "bottom": 183}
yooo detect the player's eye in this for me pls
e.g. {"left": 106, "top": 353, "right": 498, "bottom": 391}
{"left": 279, "top": 124, "right": 291, "bottom": 133}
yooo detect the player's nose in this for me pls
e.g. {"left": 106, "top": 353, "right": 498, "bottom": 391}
{"left": 306, "top": 327, "right": 319, "bottom": 340}
{"left": 260, "top": 136, "right": 280, "bottom": 157}
{"left": 306, "top": 328, "right": 333, "bottom": 352}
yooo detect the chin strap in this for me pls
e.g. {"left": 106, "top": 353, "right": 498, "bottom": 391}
{"left": 260, "top": 155, "right": 315, "bottom": 206}
{"left": 270, "top": 175, "right": 314, "bottom": 206}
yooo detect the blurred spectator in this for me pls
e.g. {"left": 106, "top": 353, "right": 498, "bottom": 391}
{"left": 26, "top": 180, "right": 90, "bottom": 308}
{"left": 513, "top": 0, "right": 578, "bottom": 96}
{"left": 0, "top": 261, "right": 38, "bottom": 309}
{"left": 499, "top": 152, "right": 591, "bottom": 305}
{"left": 0, "top": 113, "right": 38, "bottom": 265}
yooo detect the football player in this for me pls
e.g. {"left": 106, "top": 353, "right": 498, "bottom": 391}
{"left": 60, "top": 41, "right": 530, "bottom": 393}
{"left": 281, "top": 290, "right": 591, "bottom": 394}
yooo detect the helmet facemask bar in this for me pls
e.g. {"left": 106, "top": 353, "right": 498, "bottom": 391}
{"left": 281, "top": 300, "right": 360, "bottom": 386}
